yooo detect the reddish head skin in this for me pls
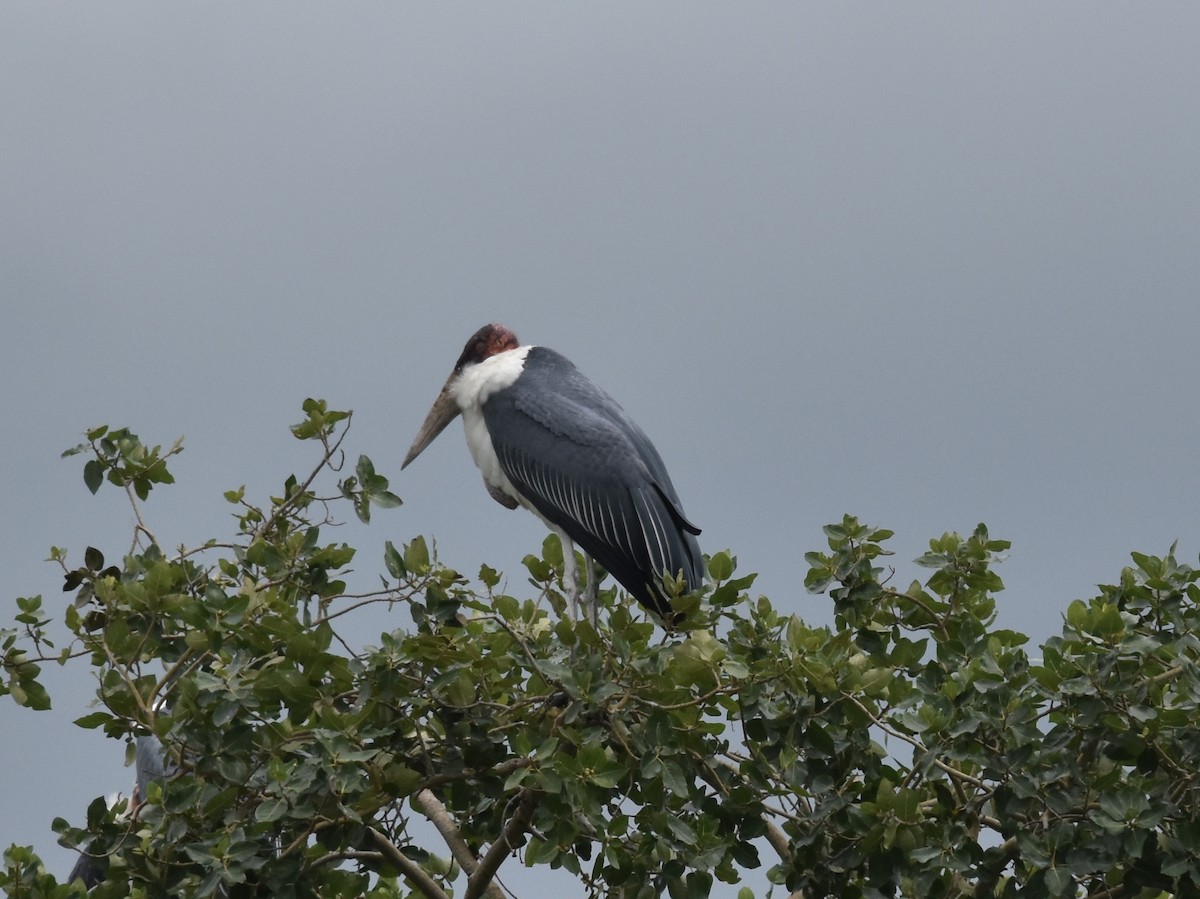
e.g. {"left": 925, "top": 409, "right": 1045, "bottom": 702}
{"left": 454, "top": 323, "right": 520, "bottom": 372}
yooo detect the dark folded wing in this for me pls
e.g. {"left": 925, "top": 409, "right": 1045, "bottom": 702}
{"left": 484, "top": 348, "right": 703, "bottom": 615}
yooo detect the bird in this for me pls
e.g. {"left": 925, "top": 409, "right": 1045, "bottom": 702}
{"left": 66, "top": 735, "right": 171, "bottom": 889}
{"left": 402, "top": 323, "right": 704, "bottom": 623}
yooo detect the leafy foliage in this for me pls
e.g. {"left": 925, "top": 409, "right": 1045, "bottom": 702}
{"left": 4, "top": 401, "right": 1200, "bottom": 898}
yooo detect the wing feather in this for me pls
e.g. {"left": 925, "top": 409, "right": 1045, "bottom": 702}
{"left": 482, "top": 348, "right": 703, "bottom": 616}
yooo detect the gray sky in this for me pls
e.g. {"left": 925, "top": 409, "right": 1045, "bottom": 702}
{"left": 3, "top": 4, "right": 1199, "bottom": 894}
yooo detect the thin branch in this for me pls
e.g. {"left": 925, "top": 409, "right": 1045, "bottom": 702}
{"left": 312, "top": 589, "right": 422, "bottom": 626}
{"left": 253, "top": 416, "right": 352, "bottom": 544}
{"left": 880, "top": 587, "right": 949, "bottom": 640}
{"left": 312, "top": 849, "right": 385, "bottom": 868}
{"left": 1082, "top": 884, "right": 1135, "bottom": 899}
{"left": 149, "top": 647, "right": 200, "bottom": 709}
{"left": 416, "top": 758, "right": 534, "bottom": 794}
{"left": 841, "top": 693, "right": 988, "bottom": 790}
{"left": 98, "top": 637, "right": 156, "bottom": 726}
{"left": 491, "top": 616, "right": 569, "bottom": 696}
{"left": 368, "top": 826, "right": 450, "bottom": 899}
{"left": 124, "top": 479, "right": 160, "bottom": 553}
{"left": 5, "top": 646, "right": 91, "bottom": 666}
{"left": 1149, "top": 664, "right": 1185, "bottom": 685}
{"left": 631, "top": 684, "right": 734, "bottom": 712}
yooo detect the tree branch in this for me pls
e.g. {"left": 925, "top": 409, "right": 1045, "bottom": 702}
{"left": 762, "top": 820, "right": 808, "bottom": 899}
{"left": 368, "top": 826, "right": 449, "bottom": 899}
{"left": 412, "top": 789, "right": 507, "bottom": 899}
{"left": 465, "top": 788, "right": 538, "bottom": 899}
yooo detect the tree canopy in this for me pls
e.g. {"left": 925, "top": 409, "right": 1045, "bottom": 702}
{"left": 3, "top": 401, "right": 1199, "bottom": 898}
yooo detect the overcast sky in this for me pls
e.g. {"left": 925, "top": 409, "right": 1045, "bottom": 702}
{"left": 3, "top": 4, "right": 1198, "bottom": 894}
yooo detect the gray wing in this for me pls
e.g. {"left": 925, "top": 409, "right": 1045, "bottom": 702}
{"left": 135, "top": 734, "right": 171, "bottom": 801}
{"left": 66, "top": 735, "right": 172, "bottom": 888}
{"left": 67, "top": 850, "right": 105, "bottom": 889}
{"left": 484, "top": 347, "right": 703, "bottom": 616}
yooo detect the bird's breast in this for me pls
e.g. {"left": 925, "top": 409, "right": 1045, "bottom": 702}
{"left": 452, "top": 346, "right": 534, "bottom": 513}
{"left": 461, "top": 405, "right": 514, "bottom": 492}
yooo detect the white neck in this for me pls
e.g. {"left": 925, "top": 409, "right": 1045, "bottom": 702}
{"left": 451, "top": 345, "right": 532, "bottom": 411}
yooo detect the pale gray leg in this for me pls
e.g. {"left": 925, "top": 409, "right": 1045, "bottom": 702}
{"left": 583, "top": 555, "right": 598, "bottom": 626}
{"left": 558, "top": 530, "right": 582, "bottom": 619}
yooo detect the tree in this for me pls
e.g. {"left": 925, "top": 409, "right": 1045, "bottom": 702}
{"left": 3, "top": 400, "right": 1200, "bottom": 898}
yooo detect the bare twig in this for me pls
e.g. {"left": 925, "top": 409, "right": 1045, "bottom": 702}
{"left": 311, "top": 849, "right": 385, "bottom": 868}
{"left": 149, "top": 647, "right": 200, "bottom": 709}
{"left": 125, "top": 479, "right": 160, "bottom": 552}
{"left": 1078, "top": 884, "right": 1133, "bottom": 899}
{"left": 1149, "top": 664, "right": 1185, "bottom": 685}
{"left": 490, "top": 616, "right": 569, "bottom": 696}
{"left": 841, "top": 693, "right": 988, "bottom": 790}
{"left": 416, "top": 758, "right": 535, "bottom": 794}
{"left": 253, "top": 416, "right": 352, "bottom": 544}
{"left": 312, "top": 588, "right": 423, "bottom": 625}
{"left": 98, "top": 637, "right": 155, "bottom": 727}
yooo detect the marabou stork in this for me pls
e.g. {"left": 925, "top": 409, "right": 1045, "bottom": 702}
{"left": 402, "top": 324, "right": 704, "bottom": 623}
{"left": 66, "top": 735, "right": 171, "bottom": 888}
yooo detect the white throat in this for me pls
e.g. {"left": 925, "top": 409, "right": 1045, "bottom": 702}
{"left": 452, "top": 345, "right": 533, "bottom": 511}
{"left": 451, "top": 345, "right": 532, "bottom": 412}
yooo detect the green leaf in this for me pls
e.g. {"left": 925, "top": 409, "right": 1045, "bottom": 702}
{"left": 478, "top": 563, "right": 500, "bottom": 589}
{"left": 83, "top": 459, "right": 104, "bottom": 494}
{"left": 10, "top": 680, "right": 50, "bottom": 710}
{"left": 403, "top": 536, "right": 430, "bottom": 574}
{"left": 255, "top": 797, "right": 288, "bottom": 823}
{"left": 383, "top": 764, "right": 422, "bottom": 798}
{"left": 384, "top": 540, "right": 406, "bottom": 579}
{"left": 356, "top": 454, "right": 376, "bottom": 482}
{"left": 74, "top": 711, "right": 115, "bottom": 729}
{"left": 524, "top": 835, "right": 557, "bottom": 867}
{"left": 495, "top": 594, "right": 519, "bottom": 620}
{"left": 707, "top": 551, "right": 734, "bottom": 582}
{"left": 372, "top": 490, "right": 402, "bottom": 509}
{"left": 523, "top": 553, "right": 552, "bottom": 582}
{"left": 290, "top": 398, "right": 350, "bottom": 440}
{"left": 660, "top": 760, "right": 689, "bottom": 798}
{"left": 1043, "top": 866, "right": 1073, "bottom": 894}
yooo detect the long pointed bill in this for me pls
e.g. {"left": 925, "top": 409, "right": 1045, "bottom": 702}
{"left": 401, "top": 374, "right": 461, "bottom": 469}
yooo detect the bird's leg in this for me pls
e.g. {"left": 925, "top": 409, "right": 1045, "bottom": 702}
{"left": 559, "top": 531, "right": 582, "bottom": 619}
{"left": 583, "top": 554, "right": 598, "bottom": 626}
{"left": 555, "top": 532, "right": 599, "bottom": 624}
